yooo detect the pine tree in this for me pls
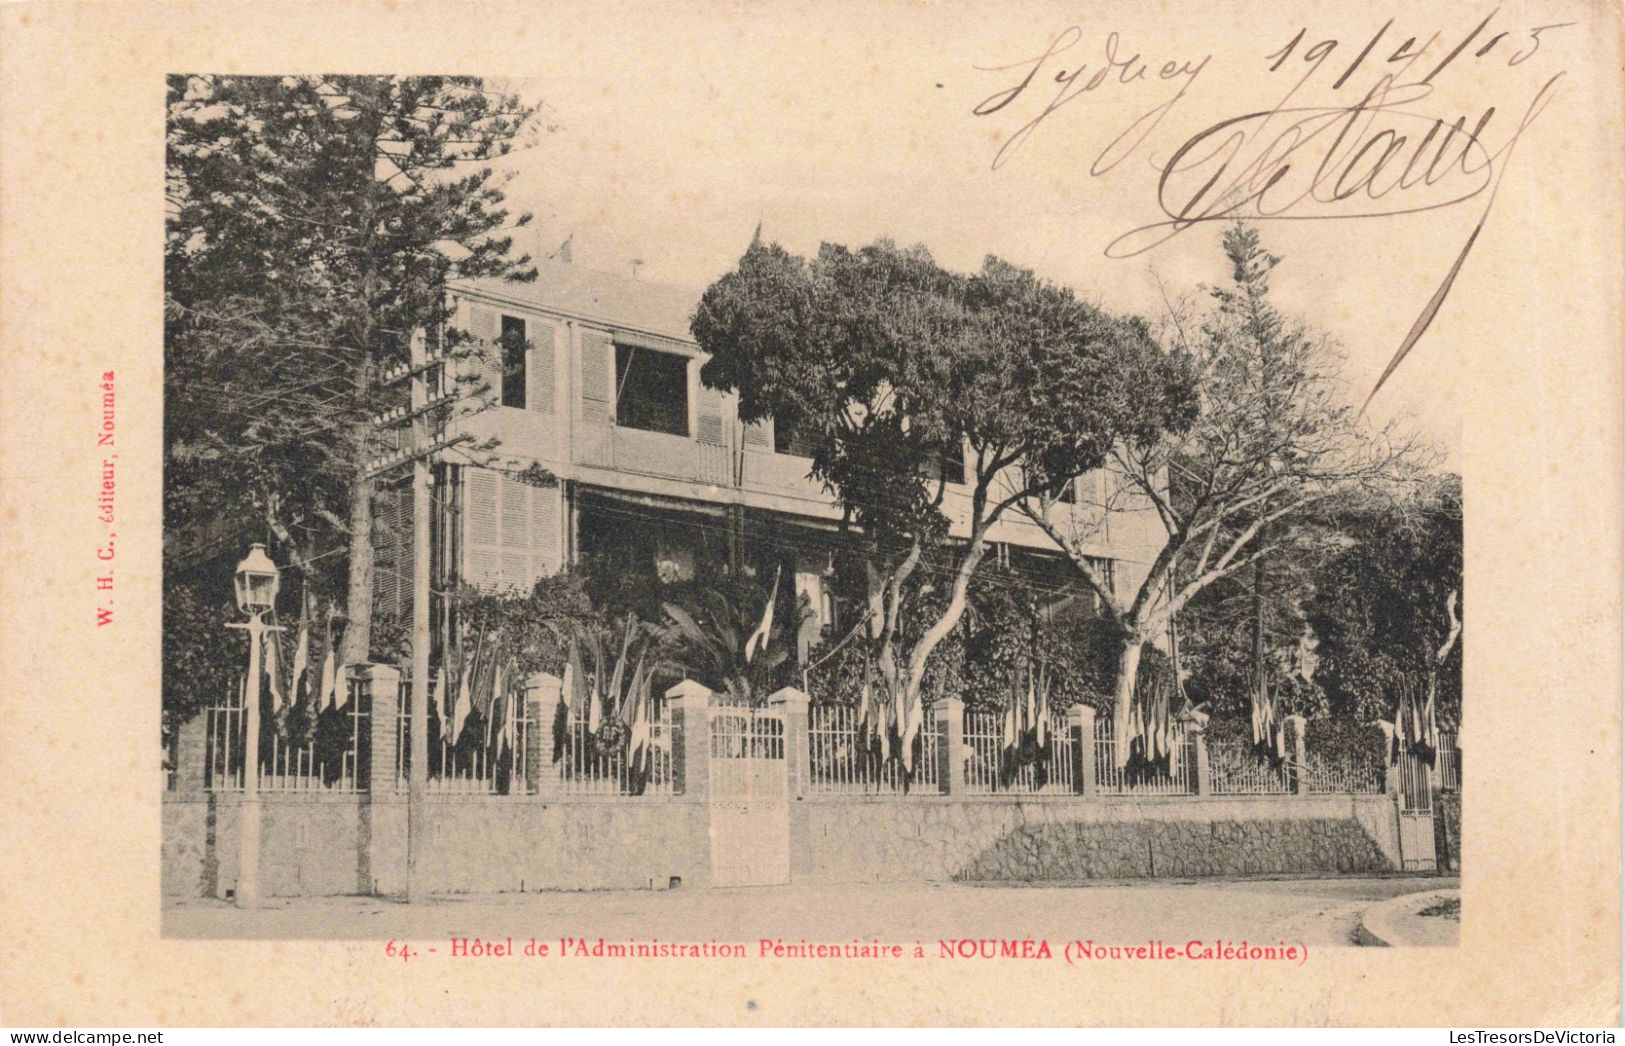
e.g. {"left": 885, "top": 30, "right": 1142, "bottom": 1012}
{"left": 165, "top": 75, "right": 541, "bottom": 663}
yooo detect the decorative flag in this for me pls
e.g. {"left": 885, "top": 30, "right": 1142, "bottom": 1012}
{"left": 453, "top": 650, "right": 472, "bottom": 743}
{"left": 320, "top": 646, "right": 337, "bottom": 712}
{"left": 290, "top": 619, "right": 309, "bottom": 705}
{"left": 587, "top": 667, "right": 602, "bottom": 734}
{"left": 264, "top": 628, "right": 285, "bottom": 712}
{"left": 1035, "top": 666, "right": 1049, "bottom": 749}
{"left": 433, "top": 663, "right": 447, "bottom": 722}
{"left": 1002, "top": 682, "right": 1019, "bottom": 752}
{"left": 561, "top": 637, "right": 579, "bottom": 711}
{"left": 743, "top": 567, "right": 781, "bottom": 663}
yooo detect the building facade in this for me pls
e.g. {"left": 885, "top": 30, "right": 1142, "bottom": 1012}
{"left": 374, "top": 258, "right": 1168, "bottom": 666}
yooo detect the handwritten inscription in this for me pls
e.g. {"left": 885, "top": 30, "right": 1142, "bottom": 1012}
{"left": 974, "top": 10, "right": 1571, "bottom": 402}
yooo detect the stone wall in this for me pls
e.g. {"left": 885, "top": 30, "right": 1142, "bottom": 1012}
{"left": 163, "top": 794, "right": 711, "bottom": 899}
{"left": 796, "top": 794, "right": 1401, "bottom": 885}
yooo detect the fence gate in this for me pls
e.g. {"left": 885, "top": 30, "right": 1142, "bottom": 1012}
{"left": 707, "top": 703, "right": 790, "bottom": 887}
{"left": 1396, "top": 751, "right": 1438, "bottom": 872}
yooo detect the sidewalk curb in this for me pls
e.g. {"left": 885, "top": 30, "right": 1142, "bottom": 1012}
{"left": 1358, "top": 888, "right": 1460, "bottom": 946}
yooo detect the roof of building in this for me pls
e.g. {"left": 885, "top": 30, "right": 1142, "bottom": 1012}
{"left": 453, "top": 259, "right": 701, "bottom": 343}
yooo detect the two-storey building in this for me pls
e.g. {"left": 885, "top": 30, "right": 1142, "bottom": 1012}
{"left": 373, "top": 257, "right": 1166, "bottom": 667}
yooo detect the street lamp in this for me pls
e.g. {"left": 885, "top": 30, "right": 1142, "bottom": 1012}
{"left": 229, "top": 543, "right": 280, "bottom": 908}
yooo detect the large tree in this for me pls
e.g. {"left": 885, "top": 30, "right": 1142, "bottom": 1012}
{"left": 692, "top": 239, "right": 1191, "bottom": 762}
{"left": 1020, "top": 225, "right": 1425, "bottom": 757}
{"left": 165, "top": 75, "right": 539, "bottom": 663}
{"left": 1306, "top": 474, "right": 1463, "bottom": 722}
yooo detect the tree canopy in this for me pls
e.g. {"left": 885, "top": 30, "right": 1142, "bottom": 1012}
{"left": 165, "top": 75, "right": 541, "bottom": 667}
{"left": 693, "top": 238, "right": 1193, "bottom": 762}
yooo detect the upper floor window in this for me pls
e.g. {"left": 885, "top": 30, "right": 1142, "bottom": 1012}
{"left": 615, "top": 342, "right": 689, "bottom": 437}
{"left": 500, "top": 315, "right": 527, "bottom": 409}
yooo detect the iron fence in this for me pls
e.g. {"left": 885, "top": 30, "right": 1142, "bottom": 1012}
{"left": 1206, "top": 738, "right": 1295, "bottom": 795}
{"left": 1093, "top": 715, "right": 1196, "bottom": 795}
{"left": 202, "top": 678, "right": 369, "bottom": 793}
{"left": 962, "top": 709, "right": 1075, "bottom": 795}
{"left": 806, "top": 703, "right": 941, "bottom": 794}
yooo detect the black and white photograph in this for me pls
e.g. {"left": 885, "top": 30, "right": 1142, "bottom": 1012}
{"left": 3, "top": 0, "right": 1621, "bottom": 1030}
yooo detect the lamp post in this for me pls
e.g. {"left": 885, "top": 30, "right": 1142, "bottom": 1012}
{"left": 228, "top": 543, "right": 280, "bottom": 908}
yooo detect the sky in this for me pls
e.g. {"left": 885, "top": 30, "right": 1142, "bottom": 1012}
{"left": 471, "top": 1, "right": 1608, "bottom": 469}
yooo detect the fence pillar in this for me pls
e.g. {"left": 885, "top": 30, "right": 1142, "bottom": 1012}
{"left": 1284, "top": 715, "right": 1310, "bottom": 795}
{"left": 351, "top": 663, "right": 403, "bottom": 898}
{"left": 665, "top": 679, "right": 712, "bottom": 802}
{"left": 1378, "top": 721, "right": 1401, "bottom": 797}
{"left": 768, "top": 686, "right": 810, "bottom": 798}
{"left": 353, "top": 663, "right": 401, "bottom": 795}
{"left": 1187, "top": 719, "right": 1211, "bottom": 796}
{"left": 936, "top": 697, "right": 963, "bottom": 796}
{"left": 175, "top": 713, "right": 208, "bottom": 796}
{"left": 525, "top": 672, "right": 562, "bottom": 798}
{"left": 1068, "top": 704, "right": 1096, "bottom": 797}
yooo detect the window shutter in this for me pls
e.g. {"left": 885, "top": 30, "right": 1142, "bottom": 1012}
{"left": 743, "top": 417, "right": 772, "bottom": 450}
{"left": 463, "top": 469, "right": 501, "bottom": 588}
{"left": 466, "top": 306, "right": 501, "bottom": 404}
{"left": 696, "top": 383, "right": 724, "bottom": 446}
{"left": 581, "top": 331, "right": 611, "bottom": 423}
{"left": 499, "top": 475, "right": 530, "bottom": 592}
{"left": 531, "top": 483, "right": 562, "bottom": 576}
{"left": 528, "top": 320, "right": 557, "bottom": 414}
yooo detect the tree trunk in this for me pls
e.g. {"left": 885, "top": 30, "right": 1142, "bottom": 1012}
{"left": 1111, "top": 635, "right": 1143, "bottom": 768}
{"left": 338, "top": 456, "right": 374, "bottom": 665}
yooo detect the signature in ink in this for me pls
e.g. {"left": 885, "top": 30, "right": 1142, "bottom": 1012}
{"left": 973, "top": 11, "right": 1572, "bottom": 405}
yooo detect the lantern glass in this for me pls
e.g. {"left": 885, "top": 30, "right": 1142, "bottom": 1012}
{"left": 233, "top": 543, "right": 281, "bottom": 616}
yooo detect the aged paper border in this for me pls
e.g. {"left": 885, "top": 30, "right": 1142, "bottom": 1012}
{"left": 0, "top": 0, "right": 1620, "bottom": 1027}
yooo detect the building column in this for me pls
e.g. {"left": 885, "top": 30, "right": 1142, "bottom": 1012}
{"left": 768, "top": 686, "right": 810, "bottom": 798}
{"left": 1069, "top": 704, "right": 1097, "bottom": 797}
{"left": 936, "top": 697, "right": 963, "bottom": 796}
{"left": 1284, "top": 714, "right": 1310, "bottom": 795}
{"left": 665, "top": 679, "right": 713, "bottom": 802}
{"left": 525, "top": 671, "right": 562, "bottom": 798}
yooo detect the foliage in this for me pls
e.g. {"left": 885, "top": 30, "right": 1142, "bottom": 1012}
{"left": 1304, "top": 716, "right": 1389, "bottom": 769}
{"left": 165, "top": 75, "right": 543, "bottom": 663}
{"left": 162, "top": 580, "right": 243, "bottom": 740}
{"left": 656, "top": 574, "right": 804, "bottom": 705}
{"left": 1306, "top": 474, "right": 1463, "bottom": 722}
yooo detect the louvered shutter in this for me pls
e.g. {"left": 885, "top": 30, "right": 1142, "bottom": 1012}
{"left": 371, "top": 488, "right": 401, "bottom": 615}
{"left": 581, "top": 331, "right": 611, "bottom": 423}
{"left": 743, "top": 418, "right": 772, "bottom": 450}
{"left": 531, "top": 483, "right": 562, "bottom": 576}
{"left": 499, "top": 475, "right": 531, "bottom": 592}
{"left": 463, "top": 469, "right": 501, "bottom": 588}
{"left": 467, "top": 306, "right": 501, "bottom": 405}
{"left": 528, "top": 320, "right": 557, "bottom": 414}
{"left": 696, "top": 382, "right": 724, "bottom": 446}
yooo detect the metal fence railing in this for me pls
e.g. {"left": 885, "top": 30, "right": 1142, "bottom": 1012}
{"left": 556, "top": 695, "right": 674, "bottom": 797}
{"left": 1093, "top": 715, "right": 1197, "bottom": 796}
{"left": 962, "top": 709, "right": 1074, "bottom": 795}
{"left": 1435, "top": 730, "right": 1461, "bottom": 791}
{"left": 202, "top": 678, "right": 369, "bottom": 794}
{"left": 806, "top": 703, "right": 940, "bottom": 794}
{"left": 1303, "top": 750, "right": 1385, "bottom": 794}
{"left": 1206, "top": 738, "right": 1294, "bottom": 795}
{"left": 395, "top": 676, "right": 533, "bottom": 796}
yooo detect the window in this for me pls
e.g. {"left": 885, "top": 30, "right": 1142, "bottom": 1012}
{"left": 918, "top": 435, "right": 966, "bottom": 485}
{"left": 771, "top": 412, "right": 819, "bottom": 457}
{"left": 615, "top": 342, "right": 689, "bottom": 437}
{"left": 500, "top": 315, "right": 526, "bottom": 409}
